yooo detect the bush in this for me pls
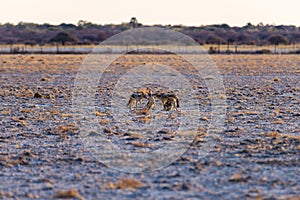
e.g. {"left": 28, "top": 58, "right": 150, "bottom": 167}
{"left": 255, "top": 49, "right": 272, "bottom": 54}
{"left": 208, "top": 46, "right": 218, "bottom": 54}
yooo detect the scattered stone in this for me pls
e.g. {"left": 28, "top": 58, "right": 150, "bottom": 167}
{"left": 34, "top": 92, "right": 43, "bottom": 98}
{"left": 41, "top": 77, "right": 50, "bottom": 81}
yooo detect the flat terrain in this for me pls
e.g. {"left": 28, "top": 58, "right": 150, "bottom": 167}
{"left": 0, "top": 54, "right": 299, "bottom": 199}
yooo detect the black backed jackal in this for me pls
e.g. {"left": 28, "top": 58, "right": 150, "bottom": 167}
{"left": 127, "top": 88, "right": 178, "bottom": 112}
{"left": 127, "top": 91, "right": 148, "bottom": 108}
{"left": 155, "top": 92, "right": 179, "bottom": 109}
{"left": 163, "top": 97, "right": 178, "bottom": 111}
{"left": 145, "top": 92, "right": 156, "bottom": 110}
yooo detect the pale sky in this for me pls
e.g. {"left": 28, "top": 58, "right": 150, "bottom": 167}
{"left": 0, "top": 0, "right": 299, "bottom": 26}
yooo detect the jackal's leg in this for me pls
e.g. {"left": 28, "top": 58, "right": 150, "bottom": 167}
{"left": 175, "top": 97, "right": 179, "bottom": 107}
{"left": 161, "top": 100, "right": 166, "bottom": 109}
{"left": 127, "top": 98, "right": 133, "bottom": 109}
{"left": 173, "top": 104, "right": 178, "bottom": 111}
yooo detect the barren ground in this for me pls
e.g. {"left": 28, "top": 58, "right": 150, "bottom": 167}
{"left": 0, "top": 54, "right": 299, "bottom": 199}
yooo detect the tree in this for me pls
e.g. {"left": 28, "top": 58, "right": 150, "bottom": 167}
{"left": 97, "top": 31, "right": 107, "bottom": 42}
{"left": 77, "top": 20, "right": 89, "bottom": 27}
{"left": 206, "top": 35, "right": 225, "bottom": 53}
{"left": 206, "top": 35, "right": 225, "bottom": 44}
{"left": 59, "top": 23, "right": 76, "bottom": 29}
{"left": 269, "top": 34, "right": 288, "bottom": 45}
{"left": 226, "top": 31, "right": 238, "bottom": 52}
{"left": 49, "top": 32, "right": 78, "bottom": 45}
{"left": 244, "top": 22, "right": 255, "bottom": 29}
{"left": 268, "top": 35, "right": 288, "bottom": 53}
{"left": 129, "top": 17, "right": 138, "bottom": 28}
{"left": 290, "top": 32, "right": 300, "bottom": 44}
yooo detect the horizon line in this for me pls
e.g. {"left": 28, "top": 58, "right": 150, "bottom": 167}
{"left": 0, "top": 20, "right": 299, "bottom": 27}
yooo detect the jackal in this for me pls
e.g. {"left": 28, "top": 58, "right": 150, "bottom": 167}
{"left": 145, "top": 92, "right": 156, "bottom": 110}
{"left": 163, "top": 97, "right": 178, "bottom": 111}
{"left": 155, "top": 92, "right": 179, "bottom": 109}
{"left": 127, "top": 91, "right": 148, "bottom": 108}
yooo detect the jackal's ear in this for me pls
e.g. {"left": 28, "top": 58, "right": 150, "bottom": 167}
{"left": 146, "top": 87, "right": 151, "bottom": 94}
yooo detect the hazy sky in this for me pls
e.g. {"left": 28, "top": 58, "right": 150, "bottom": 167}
{"left": 0, "top": 0, "right": 299, "bottom": 26}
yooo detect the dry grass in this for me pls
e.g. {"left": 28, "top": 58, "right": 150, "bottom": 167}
{"left": 59, "top": 113, "right": 73, "bottom": 117}
{"left": 242, "top": 110, "right": 260, "bottom": 115}
{"left": 262, "top": 131, "right": 279, "bottom": 138}
{"left": 130, "top": 141, "right": 153, "bottom": 148}
{"left": 229, "top": 173, "right": 247, "bottom": 182}
{"left": 57, "top": 125, "right": 73, "bottom": 133}
{"left": 95, "top": 111, "right": 107, "bottom": 117}
{"left": 11, "top": 117, "right": 27, "bottom": 126}
{"left": 54, "top": 189, "right": 85, "bottom": 200}
{"left": 105, "top": 178, "right": 145, "bottom": 190}
{"left": 1, "top": 110, "right": 11, "bottom": 115}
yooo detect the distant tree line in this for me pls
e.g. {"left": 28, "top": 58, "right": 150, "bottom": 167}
{"left": 0, "top": 19, "right": 299, "bottom": 46}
